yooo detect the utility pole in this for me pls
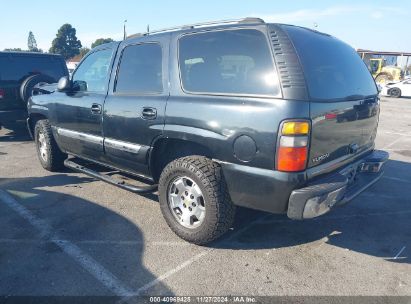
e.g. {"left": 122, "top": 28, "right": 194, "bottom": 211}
{"left": 123, "top": 20, "right": 127, "bottom": 40}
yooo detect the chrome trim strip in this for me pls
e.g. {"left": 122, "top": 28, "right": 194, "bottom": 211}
{"left": 104, "top": 138, "right": 141, "bottom": 154}
{"left": 56, "top": 128, "right": 103, "bottom": 145}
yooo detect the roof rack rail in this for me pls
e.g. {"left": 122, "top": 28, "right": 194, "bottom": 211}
{"left": 127, "top": 17, "right": 265, "bottom": 39}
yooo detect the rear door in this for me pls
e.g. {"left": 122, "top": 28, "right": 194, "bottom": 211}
{"left": 282, "top": 25, "right": 379, "bottom": 170}
{"left": 102, "top": 35, "right": 169, "bottom": 177}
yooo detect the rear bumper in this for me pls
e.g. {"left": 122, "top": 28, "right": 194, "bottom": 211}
{"left": 287, "top": 149, "right": 389, "bottom": 220}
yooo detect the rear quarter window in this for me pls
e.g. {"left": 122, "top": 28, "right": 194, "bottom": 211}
{"left": 178, "top": 29, "right": 280, "bottom": 96}
{"left": 282, "top": 25, "right": 377, "bottom": 101}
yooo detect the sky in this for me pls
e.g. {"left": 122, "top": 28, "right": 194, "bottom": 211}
{"left": 0, "top": 0, "right": 410, "bottom": 52}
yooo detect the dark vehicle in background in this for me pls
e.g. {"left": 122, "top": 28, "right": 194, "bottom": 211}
{"left": 27, "top": 18, "right": 388, "bottom": 244}
{"left": 0, "top": 52, "right": 68, "bottom": 110}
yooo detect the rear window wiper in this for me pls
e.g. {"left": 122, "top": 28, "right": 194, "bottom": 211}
{"left": 342, "top": 94, "right": 366, "bottom": 101}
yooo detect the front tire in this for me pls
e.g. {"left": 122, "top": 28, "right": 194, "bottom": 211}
{"left": 34, "top": 119, "right": 66, "bottom": 171}
{"left": 158, "top": 156, "right": 236, "bottom": 245}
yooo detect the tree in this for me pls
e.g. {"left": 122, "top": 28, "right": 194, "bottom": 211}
{"left": 49, "top": 24, "right": 82, "bottom": 59}
{"left": 4, "top": 48, "right": 23, "bottom": 52}
{"left": 27, "top": 31, "right": 40, "bottom": 52}
{"left": 91, "top": 38, "right": 114, "bottom": 49}
{"left": 79, "top": 47, "right": 90, "bottom": 58}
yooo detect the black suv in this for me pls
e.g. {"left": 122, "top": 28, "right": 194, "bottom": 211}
{"left": 27, "top": 18, "right": 388, "bottom": 244}
{"left": 0, "top": 52, "right": 68, "bottom": 110}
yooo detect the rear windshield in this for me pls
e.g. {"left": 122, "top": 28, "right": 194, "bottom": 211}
{"left": 0, "top": 54, "right": 67, "bottom": 83}
{"left": 283, "top": 25, "right": 377, "bottom": 101}
{"left": 178, "top": 29, "right": 280, "bottom": 96}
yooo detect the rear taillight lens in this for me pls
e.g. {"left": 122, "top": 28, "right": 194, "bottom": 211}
{"left": 276, "top": 121, "right": 310, "bottom": 172}
{"left": 0, "top": 89, "right": 4, "bottom": 99}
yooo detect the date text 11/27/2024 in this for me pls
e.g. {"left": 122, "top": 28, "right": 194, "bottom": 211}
{"left": 149, "top": 296, "right": 257, "bottom": 303}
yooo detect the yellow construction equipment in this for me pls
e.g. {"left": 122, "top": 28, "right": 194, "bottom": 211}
{"left": 369, "top": 58, "right": 403, "bottom": 84}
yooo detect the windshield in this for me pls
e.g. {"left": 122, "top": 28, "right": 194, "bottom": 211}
{"left": 283, "top": 25, "right": 377, "bottom": 101}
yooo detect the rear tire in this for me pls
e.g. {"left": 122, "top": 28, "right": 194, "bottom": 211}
{"left": 389, "top": 87, "right": 401, "bottom": 98}
{"left": 20, "top": 74, "right": 55, "bottom": 106}
{"left": 158, "top": 156, "right": 236, "bottom": 245}
{"left": 34, "top": 119, "right": 66, "bottom": 171}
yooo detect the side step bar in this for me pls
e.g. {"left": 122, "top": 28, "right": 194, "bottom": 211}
{"left": 64, "top": 159, "right": 158, "bottom": 194}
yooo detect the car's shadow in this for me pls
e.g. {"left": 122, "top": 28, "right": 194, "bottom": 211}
{"left": 0, "top": 110, "right": 31, "bottom": 142}
{"left": 213, "top": 159, "right": 410, "bottom": 264}
{"left": 0, "top": 174, "right": 172, "bottom": 298}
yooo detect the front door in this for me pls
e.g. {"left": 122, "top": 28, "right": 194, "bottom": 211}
{"left": 51, "top": 46, "right": 117, "bottom": 161}
{"left": 103, "top": 37, "right": 169, "bottom": 177}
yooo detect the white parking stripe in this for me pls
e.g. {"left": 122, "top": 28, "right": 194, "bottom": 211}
{"left": 132, "top": 250, "right": 210, "bottom": 296}
{"left": 382, "top": 137, "right": 404, "bottom": 149}
{"left": 382, "top": 131, "right": 411, "bottom": 137}
{"left": 360, "top": 193, "right": 404, "bottom": 199}
{"left": 117, "top": 214, "right": 271, "bottom": 303}
{"left": 0, "top": 190, "right": 134, "bottom": 297}
{"left": 0, "top": 239, "right": 189, "bottom": 246}
{"left": 393, "top": 246, "right": 406, "bottom": 260}
{"left": 383, "top": 176, "right": 411, "bottom": 184}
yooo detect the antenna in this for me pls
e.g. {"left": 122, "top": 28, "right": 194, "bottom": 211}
{"left": 123, "top": 20, "right": 127, "bottom": 40}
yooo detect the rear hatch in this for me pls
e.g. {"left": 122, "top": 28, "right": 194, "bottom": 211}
{"left": 282, "top": 25, "right": 379, "bottom": 169}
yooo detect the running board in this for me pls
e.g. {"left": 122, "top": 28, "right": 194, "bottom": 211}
{"left": 64, "top": 159, "right": 158, "bottom": 194}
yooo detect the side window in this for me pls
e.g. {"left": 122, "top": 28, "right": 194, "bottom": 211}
{"left": 178, "top": 29, "right": 279, "bottom": 96}
{"left": 72, "top": 49, "right": 113, "bottom": 93}
{"left": 115, "top": 43, "right": 163, "bottom": 94}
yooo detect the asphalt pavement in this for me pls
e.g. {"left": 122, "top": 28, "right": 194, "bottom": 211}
{"left": 0, "top": 98, "right": 410, "bottom": 301}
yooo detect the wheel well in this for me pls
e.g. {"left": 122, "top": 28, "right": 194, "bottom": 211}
{"left": 150, "top": 138, "right": 213, "bottom": 182}
{"left": 28, "top": 113, "right": 47, "bottom": 137}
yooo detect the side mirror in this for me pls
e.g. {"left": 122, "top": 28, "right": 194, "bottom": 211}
{"left": 57, "top": 76, "right": 71, "bottom": 92}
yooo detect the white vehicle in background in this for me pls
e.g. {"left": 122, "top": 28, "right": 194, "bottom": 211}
{"left": 66, "top": 61, "right": 79, "bottom": 77}
{"left": 380, "top": 79, "right": 411, "bottom": 98}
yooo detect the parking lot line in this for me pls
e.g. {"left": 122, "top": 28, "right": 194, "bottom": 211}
{"left": 382, "top": 137, "right": 404, "bottom": 150}
{"left": 382, "top": 131, "right": 411, "bottom": 137}
{"left": 393, "top": 246, "right": 406, "bottom": 260}
{"left": 0, "top": 189, "right": 134, "bottom": 297}
{"left": 383, "top": 176, "right": 411, "bottom": 184}
{"left": 0, "top": 239, "right": 189, "bottom": 246}
{"left": 117, "top": 214, "right": 272, "bottom": 303}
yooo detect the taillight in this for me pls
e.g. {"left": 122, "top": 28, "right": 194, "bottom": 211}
{"left": 0, "top": 89, "right": 4, "bottom": 99}
{"left": 276, "top": 121, "right": 310, "bottom": 172}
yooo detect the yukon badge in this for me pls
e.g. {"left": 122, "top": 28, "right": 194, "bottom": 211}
{"left": 312, "top": 153, "right": 330, "bottom": 163}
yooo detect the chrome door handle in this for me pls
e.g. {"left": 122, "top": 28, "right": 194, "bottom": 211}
{"left": 141, "top": 107, "right": 157, "bottom": 120}
{"left": 91, "top": 103, "right": 102, "bottom": 114}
